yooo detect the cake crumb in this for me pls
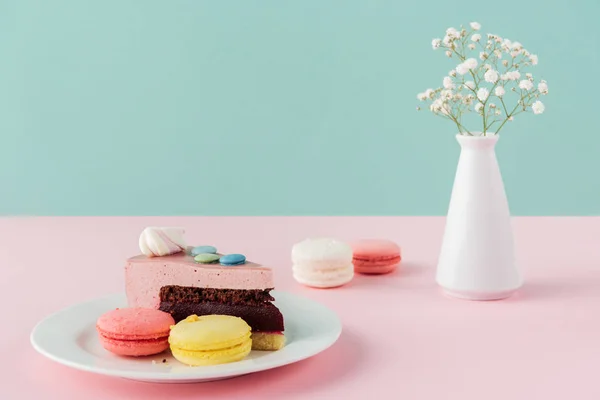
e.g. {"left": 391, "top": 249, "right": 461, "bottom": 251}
{"left": 162, "top": 359, "right": 166, "bottom": 363}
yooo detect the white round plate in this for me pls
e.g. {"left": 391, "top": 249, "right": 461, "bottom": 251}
{"left": 31, "top": 291, "right": 342, "bottom": 383}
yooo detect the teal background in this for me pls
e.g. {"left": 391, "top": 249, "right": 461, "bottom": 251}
{"left": 1, "top": 0, "right": 598, "bottom": 216}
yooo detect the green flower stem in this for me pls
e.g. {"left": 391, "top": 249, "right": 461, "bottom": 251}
{"left": 434, "top": 112, "right": 465, "bottom": 134}
{"left": 500, "top": 97, "right": 509, "bottom": 116}
{"left": 495, "top": 102, "right": 521, "bottom": 134}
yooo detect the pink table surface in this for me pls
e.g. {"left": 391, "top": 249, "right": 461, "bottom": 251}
{"left": 2, "top": 216, "right": 600, "bottom": 399}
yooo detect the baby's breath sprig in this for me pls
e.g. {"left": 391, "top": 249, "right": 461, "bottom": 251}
{"left": 418, "top": 22, "right": 548, "bottom": 136}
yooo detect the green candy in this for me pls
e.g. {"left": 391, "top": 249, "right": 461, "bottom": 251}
{"left": 194, "top": 253, "right": 221, "bottom": 264}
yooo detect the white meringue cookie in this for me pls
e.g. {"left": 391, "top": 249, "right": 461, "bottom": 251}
{"left": 139, "top": 227, "right": 186, "bottom": 257}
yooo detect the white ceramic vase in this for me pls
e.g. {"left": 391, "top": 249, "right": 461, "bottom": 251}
{"left": 436, "top": 134, "right": 522, "bottom": 301}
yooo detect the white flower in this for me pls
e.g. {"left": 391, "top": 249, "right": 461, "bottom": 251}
{"left": 508, "top": 116, "right": 514, "bottom": 121}
{"left": 502, "top": 39, "right": 512, "bottom": 49}
{"left": 443, "top": 76, "right": 455, "bottom": 90}
{"left": 465, "top": 81, "right": 475, "bottom": 90}
{"left": 519, "top": 80, "right": 533, "bottom": 90}
{"left": 511, "top": 50, "right": 520, "bottom": 58}
{"left": 530, "top": 54, "right": 539, "bottom": 65}
{"left": 502, "top": 60, "right": 509, "bottom": 67}
{"left": 463, "top": 95, "right": 474, "bottom": 105}
{"left": 532, "top": 100, "right": 545, "bottom": 114}
{"left": 445, "top": 50, "right": 452, "bottom": 57}
{"left": 538, "top": 81, "right": 549, "bottom": 94}
{"left": 431, "top": 98, "right": 451, "bottom": 115}
{"left": 484, "top": 69, "right": 499, "bottom": 83}
{"left": 494, "top": 49, "right": 503, "bottom": 59}
{"left": 471, "top": 33, "right": 481, "bottom": 42}
{"left": 446, "top": 27, "right": 460, "bottom": 39}
{"left": 449, "top": 69, "right": 457, "bottom": 77}
{"left": 495, "top": 110, "right": 501, "bottom": 116}
{"left": 522, "top": 49, "right": 530, "bottom": 57}
{"left": 417, "top": 92, "right": 427, "bottom": 101}
{"left": 464, "top": 58, "right": 478, "bottom": 69}
{"left": 480, "top": 51, "right": 488, "bottom": 60}
{"left": 424, "top": 88, "right": 434, "bottom": 98}
{"left": 505, "top": 71, "right": 521, "bottom": 81}
{"left": 526, "top": 73, "right": 533, "bottom": 80}
{"left": 495, "top": 86, "right": 505, "bottom": 97}
{"left": 456, "top": 63, "right": 469, "bottom": 75}
{"left": 432, "top": 38, "right": 442, "bottom": 49}
{"left": 511, "top": 41, "right": 523, "bottom": 50}
{"left": 475, "top": 102, "right": 484, "bottom": 112}
{"left": 440, "top": 89, "right": 453, "bottom": 100}
{"left": 489, "top": 103, "right": 496, "bottom": 108}
{"left": 470, "top": 22, "right": 481, "bottom": 30}
{"left": 477, "top": 87, "right": 489, "bottom": 102}
{"left": 468, "top": 43, "right": 476, "bottom": 50}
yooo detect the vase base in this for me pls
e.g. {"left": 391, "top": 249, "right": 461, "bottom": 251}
{"left": 442, "top": 287, "right": 518, "bottom": 301}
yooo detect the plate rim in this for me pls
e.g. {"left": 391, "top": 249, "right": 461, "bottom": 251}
{"left": 30, "top": 291, "right": 342, "bottom": 382}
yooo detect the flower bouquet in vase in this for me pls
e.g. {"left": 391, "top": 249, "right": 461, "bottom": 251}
{"left": 417, "top": 22, "right": 549, "bottom": 300}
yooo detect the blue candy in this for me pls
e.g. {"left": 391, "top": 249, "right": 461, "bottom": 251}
{"left": 191, "top": 245, "right": 217, "bottom": 256}
{"left": 219, "top": 253, "right": 246, "bottom": 266}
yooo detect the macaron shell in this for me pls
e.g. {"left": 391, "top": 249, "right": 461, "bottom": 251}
{"left": 293, "top": 264, "right": 354, "bottom": 288}
{"left": 98, "top": 334, "right": 169, "bottom": 357}
{"left": 351, "top": 239, "right": 401, "bottom": 257}
{"left": 171, "top": 338, "right": 252, "bottom": 366}
{"left": 292, "top": 238, "right": 353, "bottom": 263}
{"left": 354, "top": 262, "right": 399, "bottom": 274}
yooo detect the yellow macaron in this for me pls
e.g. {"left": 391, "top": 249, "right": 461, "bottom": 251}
{"left": 168, "top": 314, "right": 252, "bottom": 366}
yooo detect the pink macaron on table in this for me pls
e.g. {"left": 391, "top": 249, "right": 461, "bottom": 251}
{"left": 351, "top": 239, "right": 401, "bottom": 274}
{"left": 4, "top": 216, "right": 600, "bottom": 399}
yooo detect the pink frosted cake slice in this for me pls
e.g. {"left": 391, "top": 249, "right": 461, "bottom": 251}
{"left": 125, "top": 240, "right": 285, "bottom": 351}
{"left": 125, "top": 251, "right": 273, "bottom": 308}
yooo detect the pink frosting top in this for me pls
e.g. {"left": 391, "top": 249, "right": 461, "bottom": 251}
{"left": 125, "top": 251, "right": 274, "bottom": 309}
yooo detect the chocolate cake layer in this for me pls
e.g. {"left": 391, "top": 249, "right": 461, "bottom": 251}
{"left": 159, "top": 301, "right": 285, "bottom": 332}
{"left": 160, "top": 285, "right": 274, "bottom": 306}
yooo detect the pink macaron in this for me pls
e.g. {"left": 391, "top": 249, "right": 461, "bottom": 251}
{"left": 351, "top": 239, "right": 401, "bottom": 274}
{"left": 96, "top": 307, "right": 175, "bottom": 357}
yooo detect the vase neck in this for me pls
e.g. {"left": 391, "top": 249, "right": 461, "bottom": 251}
{"left": 456, "top": 134, "right": 499, "bottom": 150}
